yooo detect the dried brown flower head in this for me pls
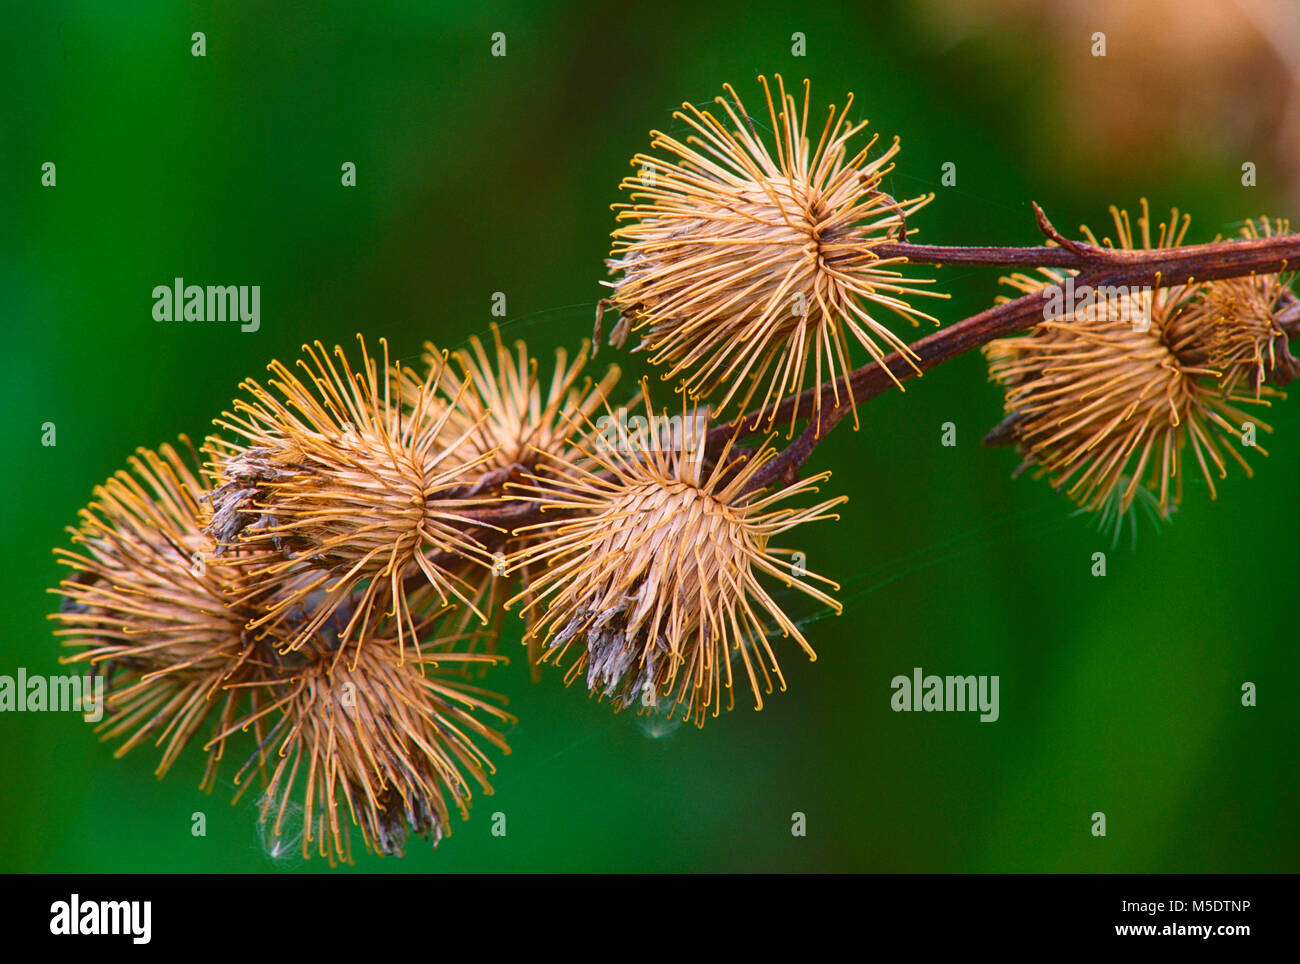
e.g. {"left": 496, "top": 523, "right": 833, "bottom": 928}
{"left": 506, "top": 386, "right": 845, "bottom": 726}
{"left": 1167, "top": 217, "right": 1299, "bottom": 397}
{"left": 51, "top": 437, "right": 511, "bottom": 864}
{"left": 420, "top": 326, "right": 621, "bottom": 476}
{"left": 985, "top": 202, "right": 1275, "bottom": 516}
{"left": 51, "top": 440, "right": 269, "bottom": 788}
{"left": 398, "top": 328, "right": 622, "bottom": 668}
{"left": 204, "top": 337, "right": 498, "bottom": 662}
{"left": 220, "top": 606, "right": 512, "bottom": 863}
{"left": 605, "top": 75, "right": 940, "bottom": 433}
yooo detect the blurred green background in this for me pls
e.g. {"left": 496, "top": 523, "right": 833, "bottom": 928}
{"left": 2, "top": 0, "right": 1296, "bottom": 873}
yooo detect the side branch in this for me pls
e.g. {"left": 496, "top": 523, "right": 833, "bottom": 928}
{"left": 744, "top": 229, "right": 1300, "bottom": 453}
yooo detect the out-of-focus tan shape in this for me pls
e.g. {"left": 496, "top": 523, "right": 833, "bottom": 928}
{"left": 914, "top": 0, "right": 1300, "bottom": 210}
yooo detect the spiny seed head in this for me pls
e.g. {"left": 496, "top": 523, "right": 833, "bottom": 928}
{"left": 605, "top": 74, "right": 941, "bottom": 434}
{"left": 50, "top": 440, "right": 272, "bottom": 788}
{"left": 506, "top": 384, "right": 845, "bottom": 726}
{"left": 417, "top": 325, "right": 621, "bottom": 476}
{"left": 224, "top": 608, "right": 512, "bottom": 863}
{"left": 204, "top": 336, "right": 499, "bottom": 660}
{"left": 50, "top": 436, "right": 510, "bottom": 863}
{"left": 1167, "top": 217, "right": 1298, "bottom": 397}
{"left": 399, "top": 328, "right": 622, "bottom": 668}
{"left": 985, "top": 201, "right": 1278, "bottom": 517}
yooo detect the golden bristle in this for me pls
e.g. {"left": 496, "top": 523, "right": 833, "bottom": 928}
{"left": 397, "top": 328, "right": 623, "bottom": 669}
{"left": 51, "top": 436, "right": 512, "bottom": 863}
{"left": 1167, "top": 217, "right": 1297, "bottom": 398}
{"left": 204, "top": 336, "right": 499, "bottom": 663}
{"left": 985, "top": 202, "right": 1274, "bottom": 517}
{"left": 424, "top": 325, "right": 621, "bottom": 475}
{"left": 605, "top": 74, "right": 941, "bottom": 434}
{"left": 50, "top": 439, "right": 271, "bottom": 789}
{"left": 216, "top": 606, "right": 513, "bottom": 863}
{"left": 505, "top": 384, "right": 845, "bottom": 726}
